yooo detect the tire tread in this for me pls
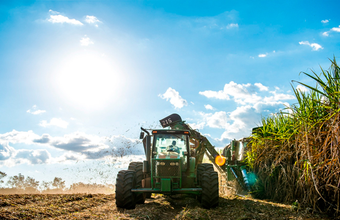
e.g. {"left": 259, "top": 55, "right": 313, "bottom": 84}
{"left": 201, "top": 171, "right": 219, "bottom": 209}
{"left": 115, "top": 170, "right": 136, "bottom": 209}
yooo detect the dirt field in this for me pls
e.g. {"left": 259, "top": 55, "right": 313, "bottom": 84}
{"left": 0, "top": 193, "right": 332, "bottom": 219}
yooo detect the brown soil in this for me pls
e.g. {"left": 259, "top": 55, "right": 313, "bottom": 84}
{"left": 0, "top": 193, "right": 332, "bottom": 219}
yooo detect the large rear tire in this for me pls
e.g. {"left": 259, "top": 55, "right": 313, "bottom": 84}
{"left": 197, "top": 163, "right": 214, "bottom": 185}
{"left": 201, "top": 171, "right": 219, "bottom": 209}
{"left": 128, "top": 162, "right": 146, "bottom": 204}
{"left": 115, "top": 170, "right": 136, "bottom": 209}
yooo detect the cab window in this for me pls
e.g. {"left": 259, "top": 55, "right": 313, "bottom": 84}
{"left": 153, "top": 134, "right": 188, "bottom": 158}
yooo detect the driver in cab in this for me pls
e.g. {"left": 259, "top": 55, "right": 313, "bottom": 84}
{"left": 167, "top": 141, "right": 180, "bottom": 154}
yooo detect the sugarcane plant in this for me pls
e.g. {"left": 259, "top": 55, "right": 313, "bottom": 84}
{"left": 247, "top": 57, "right": 340, "bottom": 216}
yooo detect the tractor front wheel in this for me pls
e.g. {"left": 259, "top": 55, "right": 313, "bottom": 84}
{"left": 128, "top": 162, "right": 146, "bottom": 204}
{"left": 115, "top": 170, "right": 136, "bottom": 209}
{"left": 201, "top": 171, "right": 219, "bottom": 209}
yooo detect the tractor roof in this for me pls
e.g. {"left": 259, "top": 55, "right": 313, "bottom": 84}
{"left": 151, "top": 129, "right": 190, "bottom": 135}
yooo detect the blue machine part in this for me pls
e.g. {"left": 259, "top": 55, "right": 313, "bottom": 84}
{"left": 241, "top": 169, "right": 250, "bottom": 191}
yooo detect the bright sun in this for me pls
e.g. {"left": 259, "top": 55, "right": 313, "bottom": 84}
{"left": 56, "top": 52, "right": 122, "bottom": 110}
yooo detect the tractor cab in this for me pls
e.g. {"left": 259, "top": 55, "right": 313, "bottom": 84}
{"left": 150, "top": 130, "right": 190, "bottom": 191}
{"left": 152, "top": 130, "right": 189, "bottom": 167}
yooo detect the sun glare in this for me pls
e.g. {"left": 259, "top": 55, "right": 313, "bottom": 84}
{"left": 56, "top": 53, "right": 122, "bottom": 110}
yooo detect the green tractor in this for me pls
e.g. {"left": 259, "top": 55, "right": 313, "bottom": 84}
{"left": 115, "top": 114, "right": 219, "bottom": 209}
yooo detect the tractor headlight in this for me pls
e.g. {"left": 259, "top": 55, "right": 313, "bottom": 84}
{"left": 170, "top": 162, "right": 179, "bottom": 166}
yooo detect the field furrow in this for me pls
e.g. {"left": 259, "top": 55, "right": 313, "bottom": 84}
{"left": 0, "top": 194, "right": 332, "bottom": 219}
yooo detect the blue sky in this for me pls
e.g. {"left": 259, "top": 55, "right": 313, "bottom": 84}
{"left": 1, "top": 0, "right": 340, "bottom": 186}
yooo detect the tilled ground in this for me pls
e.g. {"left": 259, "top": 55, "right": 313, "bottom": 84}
{"left": 0, "top": 193, "right": 333, "bottom": 219}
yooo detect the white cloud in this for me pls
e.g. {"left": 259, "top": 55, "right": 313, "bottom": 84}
{"left": 219, "top": 106, "right": 259, "bottom": 140}
{"left": 199, "top": 81, "right": 262, "bottom": 104}
{"left": 226, "top": 23, "right": 239, "bottom": 29}
{"left": 198, "top": 82, "right": 297, "bottom": 143}
{"left": 48, "top": 9, "right": 59, "bottom": 15}
{"left": 299, "top": 41, "right": 323, "bottom": 51}
{"left": 0, "top": 130, "right": 144, "bottom": 166}
{"left": 85, "top": 15, "right": 101, "bottom": 26}
{"left": 296, "top": 85, "right": 308, "bottom": 92}
{"left": 197, "top": 103, "right": 271, "bottom": 141}
{"left": 51, "top": 132, "right": 107, "bottom": 153}
{"left": 47, "top": 133, "right": 143, "bottom": 160}
{"left": 80, "top": 36, "right": 94, "bottom": 46}
{"left": 197, "top": 107, "right": 255, "bottom": 141}
{"left": 204, "top": 82, "right": 251, "bottom": 100}
{"left": 200, "top": 82, "right": 295, "bottom": 106}
{"left": 39, "top": 118, "right": 69, "bottom": 129}
{"left": 206, "top": 111, "right": 229, "bottom": 129}
{"left": 0, "top": 130, "right": 40, "bottom": 145}
{"left": 252, "top": 101, "right": 290, "bottom": 113}
{"left": 48, "top": 14, "right": 83, "bottom": 25}
{"left": 321, "top": 19, "right": 329, "bottom": 24}
{"left": 258, "top": 50, "right": 278, "bottom": 58}
{"left": 331, "top": 26, "right": 340, "bottom": 32}
{"left": 15, "top": 149, "right": 51, "bottom": 165}
{"left": 27, "top": 109, "right": 46, "bottom": 115}
{"left": 188, "top": 122, "right": 205, "bottom": 130}
{"left": 55, "top": 152, "right": 85, "bottom": 162}
{"left": 254, "top": 83, "right": 268, "bottom": 91}
{"left": 199, "top": 90, "right": 230, "bottom": 100}
{"left": 217, "top": 100, "right": 290, "bottom": 141}
{"left": 26, "top": 105, "right": 46, "bottom": 115}
{"left": 0, "top": 142, "right": 15, "bottom": 160}
{"left": 159, "top": 87, "right": 188, "bottom": 109}
{"left": 0, "top": 141, "right": 52, "bottom": 166}
{"left": 33, "top": 134, "right": 51, "bottom": 144}
{"left": 322, "top": 25, "right": 340, "bottom": 37}
{"left": 204, "top": 104, "right": 214, "bottom": 110}
{"left": 263, "top": 91, "right": 295, "bottom": 102}
{"left": 310, "top": 43, "right": 323, "bottom": 51}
